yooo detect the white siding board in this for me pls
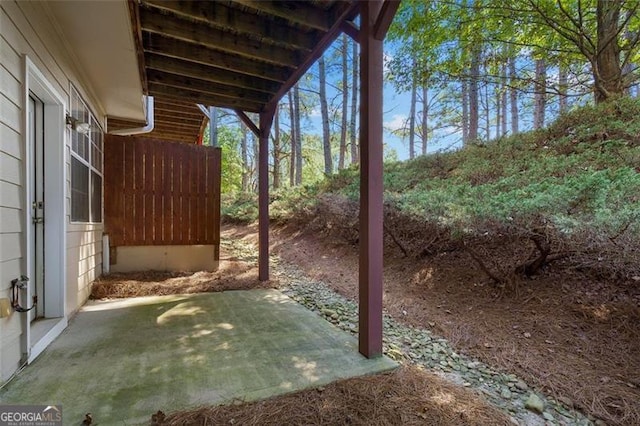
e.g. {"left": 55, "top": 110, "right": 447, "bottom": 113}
{"left": 0, "top": 64, "right": 21, "bottom": 106}
{"left": 0, "top": 92, "right": 21, "bottom": 133}
{"left": 0, "top": 207, "right": 21, "bottom": 234}
{"left": 0, "top": 122, "right": 21, "bottom": 159}
{"left": 0, "top": 4, "right": 67, "bottom": 101}
{"left": 0, "top": 232, "right": 21, "bottom": 263}
{"left": 0, "top": 181, "right": 21, "bottom": 209}
{"left": 0, "top": 35, "right": 21, "bottom": 80}
{"left": 0, "top": 151, "right": 21, "bottom": 185}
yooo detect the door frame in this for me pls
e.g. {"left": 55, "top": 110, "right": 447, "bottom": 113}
{"left": 22, "top": 56, "right": 67, "bottom": 362}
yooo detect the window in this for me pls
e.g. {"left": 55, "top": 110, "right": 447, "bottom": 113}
{"left": 70, "top": 86, "right": 103, "bottom": 223}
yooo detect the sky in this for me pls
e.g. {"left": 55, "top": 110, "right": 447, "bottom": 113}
{"left": 300, "top": 39, "right": 463, "bottom": 162}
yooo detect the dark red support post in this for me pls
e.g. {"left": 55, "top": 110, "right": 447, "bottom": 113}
{"left": 258, "top": 107, "right": 275, "bottom": 281}
{"left": 358, "top": 0, "right": 385, "bottom": 359}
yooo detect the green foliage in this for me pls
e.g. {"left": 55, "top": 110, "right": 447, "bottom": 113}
{"left": 223, "top": 98, "right": 640, "bottom": 248}
{"left": 203, "top": 125, "right": 244, "bottom": 193}
{"left": 221, "top": 192, "right": 257, "bottom": 224}
{"left": 320, "top": 98, "right": 640, "bottom": 238}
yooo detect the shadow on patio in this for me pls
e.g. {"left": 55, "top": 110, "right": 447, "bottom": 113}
{"left": 0, "top": 290, "right": 395, "bottom": 424}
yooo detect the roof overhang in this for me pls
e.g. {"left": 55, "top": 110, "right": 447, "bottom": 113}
{"left": 46, "top": 0, "right": 146, "bottom": 121}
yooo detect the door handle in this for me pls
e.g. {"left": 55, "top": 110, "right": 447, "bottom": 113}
{"left": 32, "top": 217, "right": 44, "bottom": 224}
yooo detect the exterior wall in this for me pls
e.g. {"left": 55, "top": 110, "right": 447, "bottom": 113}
{"left": 110, "top": 246, "right": 219, "bottom": 273}
{"left": 0, "top": 1, "right": 105, "bottom": 381}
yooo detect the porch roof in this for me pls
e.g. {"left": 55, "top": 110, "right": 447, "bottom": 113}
{"left": 108, "top": 0, "right": 359, "bottom": 143}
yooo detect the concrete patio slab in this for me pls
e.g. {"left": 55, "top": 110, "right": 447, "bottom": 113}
{"left": 0, "top": 290, "right": 396, "bottom": 425}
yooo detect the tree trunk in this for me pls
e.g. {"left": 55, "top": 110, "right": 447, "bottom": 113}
{"left": 509, "top": 56, "right": 518, "bottom": 134}
{"left": 495, "top": 85, "right": 501, "bottom": 139}
{"left": 594, "top": 0, "right": 623, "bottom": 103}
{"left": 339, "top": 34, "right": 348, "bottom": 170}
{"left": 319, "top": 56, "right": 333, "bottom": 175}
{"left": 350, "top": 38, "right": 359, "bottom": 164}
{"left": 288, "top": 90, "right": 296, "bottom": 187}
{"left": 484, "top": 81, "right": 490, "bottom": 141}
{"left": 208, "top": 107, "right": 218, "bottom": 147}
{"left": 559, "top": 64, "right": 568, "bottom": 113}
{"left": 421, "top": 85, "right": 428, "bottom": 155}
{"left": 462, "top": 79, "right": 469, "bottom": 145}
{"left": 241, "top": 123, "right": 249, "bottom": 192}
{"left": 294, "top": 84, "right": 302, "bottom": 185}
{"left": 409, "top": 70, "right": 417, "bottom": 159}
{"left": 252, "top": 125, "right": 259, "bottom": 193}
{"left": 501, "top": 63, "right": 507, "bottom": 137}
{"left": 469, "top": 48, "right": 480, "bottom": 142}
{"left": 533, "top": 58, "right": 546, "bottom": 130}
{"left": 272, "top": 107, "right": 280, "bottom": 189}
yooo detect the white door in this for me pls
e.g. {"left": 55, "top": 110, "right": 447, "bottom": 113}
{"left": 28, "top": 94, "right": 45, "bottom": 322}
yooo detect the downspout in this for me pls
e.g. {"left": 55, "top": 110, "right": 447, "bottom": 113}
{"left": 109, "top": 95, "right": 154, "bottom": 135}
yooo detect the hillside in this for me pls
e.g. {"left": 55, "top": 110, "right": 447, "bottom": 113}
{"left": 223, "top": 97, "right": 640, "bottom": 425}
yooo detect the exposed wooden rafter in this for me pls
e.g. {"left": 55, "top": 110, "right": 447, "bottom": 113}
{"left": 140, "top": 7, "right": 301, "bottom": 68}
{"left": 143, "top": 0, "right": 318, "bottom": 51}
{"left": 232, "top": 0, "right": 332, "bottom": 31}
{"left": 145, "top": 54, "right": 280, "bottom": 94}
{"left": 148, "top": 83, "right": 264, "bottom": 113}
{"left": 129, "top": 0, "right": 363, "bottom": 142}
{"left": 143, "top": 34, "right": 288, "bottom": 82}
{"left": 147, "top": 69, "right": 271, "bottom": 105}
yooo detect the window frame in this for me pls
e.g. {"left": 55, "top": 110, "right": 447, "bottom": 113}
{"left": 69, "top": 85, "right": 103, "bottom": 224}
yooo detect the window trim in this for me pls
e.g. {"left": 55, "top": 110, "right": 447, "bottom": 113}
{"left": 69, "top": 84, "right": 103, "bottom": 224}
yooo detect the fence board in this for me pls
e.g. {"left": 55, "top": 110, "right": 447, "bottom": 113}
{"left": 105, "top": 135, "right": 221, "bottom": 247}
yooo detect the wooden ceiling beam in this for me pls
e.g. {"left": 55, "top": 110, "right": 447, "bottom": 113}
{"left": 145, "top": 53, "right": 280, "bottom": 94}
{"left": 140, "top": 7, "right": 300, "bottom": 68}
{"left": 147, "top": 69, "right": 271, "bottom": 104}
{"left": 148, "top": 83, "right": 264, "bottom": 112}
{"left": 154, "top": 109, "right": 203, "bottom": 120}
{"left": 153, "top": 120, "right": 203, "bottom": 130}
{"left": 154, "top": 113, "right": 204, "bottom": 125}
{"left": 154, "top": 100, "right": 202, "bottom": 112}
{"left": 142, "top": 0, "right": 317, "bottom": 51}
{"left": 232, "top": 0, "right": 331, "bottom": 31}
{"left": 144, "top": 34, "right": 288, "bottom": 83}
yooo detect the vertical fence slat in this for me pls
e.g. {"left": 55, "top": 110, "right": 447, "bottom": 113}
{"left": 104, "top": 136, "right": 220, "bottom": 247}
{"left": 154, "top": 146, "right": 164, "bottom": 244}
{"left": 144, "top": 145, "right": 155, "bottom": 244}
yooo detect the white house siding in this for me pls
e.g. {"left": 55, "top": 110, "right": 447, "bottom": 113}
{"left": 0, "top": 1, "right": 105, "bottom": 381}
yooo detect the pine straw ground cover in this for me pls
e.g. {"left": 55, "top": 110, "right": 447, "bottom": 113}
{"left": 90, "top": 259, "right": 275, "bottom": 299}
{"left": 156, "top": 365, "right": 511, "bottom": 426}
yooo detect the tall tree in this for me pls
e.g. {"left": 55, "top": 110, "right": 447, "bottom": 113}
{"left": 318, "top": 56, "right": 333, "bottom": 175}
{"left": 339, "top": 34, "right": 349, "bottom": 169}
{"left": 240, "top": 123, "right": 249, "bottom": 192}
{"left": 272, "top": 106, "right": 281, "bottom": 189}
{"left": 469, "top": 47, "right": 481, "bottom": 142}
{"left": 533, "top": 58, "right": 547, "bottom": 129}
{"left": 559, "top": 63, "right": 569, "bottom": 112}
{"left": 462, "top": 80, "right": 469, "bottom": 144}
{"left": 501, "top": 64, "right": 508, "bottom": 136}
{"left": 287, "top": 90, "right": 296, "bottom": 187}
{"left": 293, "top": 84, "right": 302, "bottom": 185}
{"left": 421, "top": 85, "right": 429, "bottom": 155}
{"left": 350, "top": 39, "right": 359, "bottom": 164}
{"left": 409, "top": 68, "right": 417, "bottom": 158}
{"left": 509, "top": 56, "right": 519, "bottom": 134}
{"left": 526, "top": 0, "right": 640, "bottom": 103}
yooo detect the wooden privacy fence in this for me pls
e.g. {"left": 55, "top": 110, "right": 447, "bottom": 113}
{"left": 104, "top": 135, "right": 221, "bottom": 249}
